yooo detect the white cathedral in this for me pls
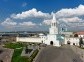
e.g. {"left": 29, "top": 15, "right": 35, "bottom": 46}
{"left": 43, "top": 13, "right": 62, "bottom": 46}
{"left": 16, "top": 13, "right": 61, "bottom": 46}
{"left": 16, "top": 13, "right": 82, "bottom": 47}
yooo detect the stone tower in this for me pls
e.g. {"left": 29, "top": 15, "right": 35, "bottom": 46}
{"left": 49, "top": 12, "right": 58, "bottom": 34}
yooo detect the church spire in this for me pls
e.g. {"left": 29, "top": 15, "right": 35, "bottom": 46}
{"left": 52, "top": 12, "right": 56, "bottom": 21}
{"left": 51, "top": 12, "right": 56, "bottom": 23}
{"left": 51, "top": 12, "right": 57, "bottom": 27}
{"left": 49, "top": 12, "right": 58, "bottom": 34}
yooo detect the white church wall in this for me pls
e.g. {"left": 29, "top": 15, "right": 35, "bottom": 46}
{"left": 54, "top": 40, "right": 61, "bottom": 46}
{"left": 40, "top": 35, "right": 47, "bottom": 43}
{"left": 44, "top": 34, "right": 61, "bottom": 46}
{"left": 39, "top": 34, "right": 47, "bottom": 44}
{"left": 16, "top": 37, "right": 42, "bottom": 43}
{"left": 64, "top": 37, "right": 79, "bottom": 46}
{"left": 49, "top": 28, "right": 58, "bottom": 34}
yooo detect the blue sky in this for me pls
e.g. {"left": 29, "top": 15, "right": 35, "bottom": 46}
{"left": 0, "top": 0, "right": 84, "bottom": 31}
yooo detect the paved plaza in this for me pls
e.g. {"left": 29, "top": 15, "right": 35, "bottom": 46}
{"left": 35, "top": 45, "right": 83, "bottom": 62}
{"left": 0, "top": 46, "right": 14, "bottom": 62}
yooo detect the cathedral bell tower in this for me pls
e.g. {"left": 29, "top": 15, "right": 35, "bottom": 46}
{"left": 49, "top": 12, "right": 58, "bottom": 34}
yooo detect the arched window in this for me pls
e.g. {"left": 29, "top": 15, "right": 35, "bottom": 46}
{"left": 74, "top": 34, "right": 78, "bottom": 37}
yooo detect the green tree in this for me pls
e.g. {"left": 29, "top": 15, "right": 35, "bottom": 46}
{"left": 79, "top": 37, "right": 83, "bottom": 47}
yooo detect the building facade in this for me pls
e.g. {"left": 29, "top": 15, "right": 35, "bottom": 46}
{"left": 16, "top": 13, "right": 84, "bottom": 47}
{"left": 44, "top": 13, "right": 61, "bottom": 46}
{"left": 16, "top": 13, "right": 62, "bottom": 47}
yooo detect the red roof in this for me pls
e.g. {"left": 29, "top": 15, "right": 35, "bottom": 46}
{"left": 75, "top": 32, "right": 84, "bottom": 35}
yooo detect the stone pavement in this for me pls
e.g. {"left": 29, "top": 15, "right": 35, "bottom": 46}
{"left": 33, "top": 47, "right": 45, "bottom": 62}
{"left": 0, "top": 46, "right": 14, "bottom": 62}
{"left": 35, "top": 45, "right": 83, "bottom": 62}
{"left": 70, "top": 45, "right": 84, "bottom": 62}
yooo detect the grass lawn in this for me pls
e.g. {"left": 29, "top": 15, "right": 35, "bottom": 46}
{"left": 4, "top": 42, "right": 25, "bottom": 49}
{"left": 4, "top": 42, "right": 39, "bottom": 62}
{"left": 11, "top": 48, "right": 30, "bottom": 62}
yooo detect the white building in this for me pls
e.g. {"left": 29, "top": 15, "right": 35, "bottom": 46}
{"left": 43, "top": 13, "right": 63, "bottom": 47}
{"left": 64, "top": 37, "right": 79, "bottom": 46}
{"left": 16, "top": 13, "right": 63, "bottom": 47}
{"left": 16, "top": 13, "right": 83, "bottom": 47}
{"left": 64, "top": 32, "right": 84, "bottom": 46}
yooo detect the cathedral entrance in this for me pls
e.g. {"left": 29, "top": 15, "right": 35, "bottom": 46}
{"left": 50, "top": 41, "right": 53, "bottom": 45}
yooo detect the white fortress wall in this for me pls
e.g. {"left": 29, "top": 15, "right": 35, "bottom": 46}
{"left": 16, "top": 37, "right": 42, "bottom": 43}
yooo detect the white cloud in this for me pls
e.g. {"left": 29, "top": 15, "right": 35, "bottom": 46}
{"left": 1, "top": 18, "right": 17, "bottom": 28}
{"left": 1, "top": 18, "right": 36, "bottom": 28}
{"left": 42, "top": 5, "right": 84, "bottom": 26}
{"left": 2, "top": 5, "right": 84, "bottom": 30}
{"left": 56, "top": 4, "right": 84, "bottom": 18}
{"left": 54, "top": 4, "right": 84, "bottom": 27}
{"left": 42, "top": 4, "right": 84, "bottom": 26}
{"left": 11, "top": 8, "right": 50, "bottom": 19}
{"left": 43, "top": 19, "right": 52, "bottom": 25}
{"left": 22, "top": 2, "right": 27, "bottom": 7}
{"left": 58, "top": 17, "right": 83, "bottom": 22}
{"left": 19, "top": 21, "right": 36, "bottom": 27}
